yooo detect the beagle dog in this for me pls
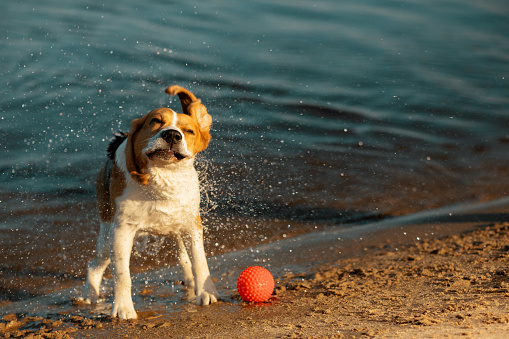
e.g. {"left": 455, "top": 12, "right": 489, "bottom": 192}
{"left": 82, "top": 85, "right": 219, "bottom": 319}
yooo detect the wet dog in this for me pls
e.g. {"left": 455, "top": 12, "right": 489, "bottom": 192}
{"left": 81, "top": 85, "right": 219, "bottom": 319}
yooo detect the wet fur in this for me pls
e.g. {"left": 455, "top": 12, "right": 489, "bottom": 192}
{"left": 81, "top": 86, "right": 219, "bottom": 319}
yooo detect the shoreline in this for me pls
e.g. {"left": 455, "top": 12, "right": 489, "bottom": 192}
{"left": 2, "top": 198, "right": 509, "bottom": 338}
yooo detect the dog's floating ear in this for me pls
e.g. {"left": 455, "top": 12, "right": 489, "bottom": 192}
{"left": 165, "top": 84, "right": 212, "bottom": 137}
{"left": 188, "top": 101, "right": 212, "bottom": 134}
{"left": 165, "top": 85, "right": 212, "bottom": 153}
{"left": 165, "top": 85, "right": 198, "bottom": 116}
{"left": 125, "top": 116, "right": 150, "bottom": 185}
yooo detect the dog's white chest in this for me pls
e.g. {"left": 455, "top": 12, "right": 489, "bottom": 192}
{"left": 116, "top": 161, "right": 201, "bottom": 235}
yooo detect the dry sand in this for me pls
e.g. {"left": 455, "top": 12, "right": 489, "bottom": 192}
{"left": 1, "top": 220, "right": 509, "bottom": 338}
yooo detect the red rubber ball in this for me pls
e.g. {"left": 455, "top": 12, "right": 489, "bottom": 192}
{"left": 237, "top": 266, "right": 275, "bottom": 302}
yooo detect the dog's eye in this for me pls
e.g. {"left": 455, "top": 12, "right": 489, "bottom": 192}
{"left": 150, "top": 117, "right": 163, "bottom": 125}
{"left": 183, "top": 129, "right": 195, "bottom": 135}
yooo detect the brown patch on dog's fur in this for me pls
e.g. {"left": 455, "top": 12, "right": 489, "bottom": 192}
{"left": 125, "top": 115, "right": 151, "bottom": 185}
{"left": 166, "top": 86, "right": 212, "bottom": 152}
{"left": 96, "top": 160, "right": 126, "bottom": 223}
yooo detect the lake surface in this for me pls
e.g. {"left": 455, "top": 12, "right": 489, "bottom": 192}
{"left": 1, "top": 0, "right": 508, "bottom": 303}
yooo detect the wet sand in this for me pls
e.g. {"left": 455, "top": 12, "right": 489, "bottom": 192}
{"left": 1, "top": 199, "right": 509, "bottom": 338}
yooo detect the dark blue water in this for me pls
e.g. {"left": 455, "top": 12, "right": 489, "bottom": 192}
{"left": 1, "top": 0, "right": 509, "bottom": 300}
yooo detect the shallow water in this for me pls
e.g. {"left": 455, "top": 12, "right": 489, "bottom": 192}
{"left": 1, "top": 0, "right": 509, "bottom": 307}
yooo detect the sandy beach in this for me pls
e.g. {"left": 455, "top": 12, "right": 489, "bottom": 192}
{"left": 2, "top": 199, "right": 509, "bottom": 339}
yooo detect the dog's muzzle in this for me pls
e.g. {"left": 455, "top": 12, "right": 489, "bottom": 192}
{"left": 145, "top": 128, "right": 192, "bottom": 161}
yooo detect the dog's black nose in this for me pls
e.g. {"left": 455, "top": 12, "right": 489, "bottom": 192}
{"left": 161, "top": 129, "right": 182, "bottom": 146}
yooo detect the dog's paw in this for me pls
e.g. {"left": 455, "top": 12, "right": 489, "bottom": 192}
{"left": 111, "top": 299, "right": 138, "bottom": 319}
{"left": 195, "top": 289, "right": 219, "bottom": 306}
{"left": 81, "top": 284, "right": 99, "bottom": 304}
{"left": 195, "top": 278, "right": 220, "bottom": 305}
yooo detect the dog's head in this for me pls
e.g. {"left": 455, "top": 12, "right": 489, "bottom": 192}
{"left": 125, "top": 85, "right": 212, "bottom": 185}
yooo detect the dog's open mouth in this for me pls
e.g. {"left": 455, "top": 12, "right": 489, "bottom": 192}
{"left": 146, "top": 149, "right": 186, "bottom": 161}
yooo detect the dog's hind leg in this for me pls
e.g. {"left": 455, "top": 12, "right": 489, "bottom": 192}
{"left": 83, "top": 221, "right": 111, "bottom": 304}
{"left": 175, "top": 234, "right": 196, "bottom": 298}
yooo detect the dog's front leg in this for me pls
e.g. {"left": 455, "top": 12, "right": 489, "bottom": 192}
{"left": 110, "top": 224, "right": 138, "bottom": 319}
{"left": 189, "top": 226, "right": 219, "bottom": 305}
